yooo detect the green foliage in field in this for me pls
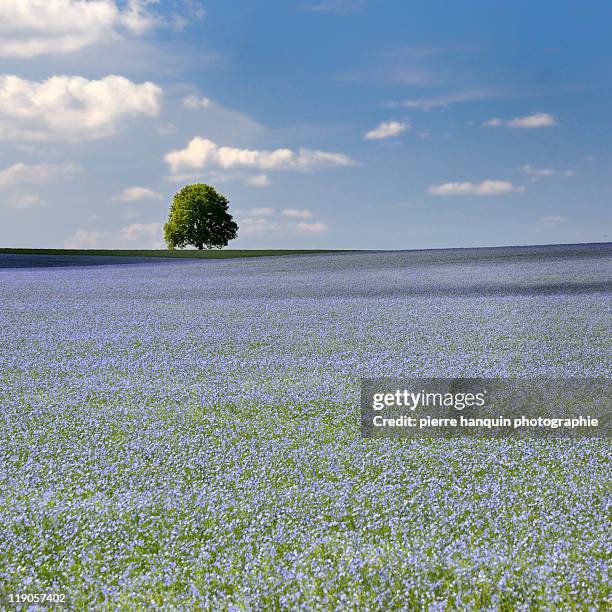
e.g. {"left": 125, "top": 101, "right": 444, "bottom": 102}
{"left": 164, "top": 184, "right": 238, "bottom": 250}
{"left": 0, "top": 248, "right": 349, "bottom": 259}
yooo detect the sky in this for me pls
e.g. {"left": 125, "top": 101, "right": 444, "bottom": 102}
{"left": 0, "top": 0, "right": 611, "bottom": 250}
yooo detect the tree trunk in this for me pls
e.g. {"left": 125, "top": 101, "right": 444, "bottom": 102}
{"left": 197, "top": 244, "right": 203, "bottom": 250}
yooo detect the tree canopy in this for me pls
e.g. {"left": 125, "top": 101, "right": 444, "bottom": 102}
{"left": 164, "top": 184, "right": 238, "bottom": 250}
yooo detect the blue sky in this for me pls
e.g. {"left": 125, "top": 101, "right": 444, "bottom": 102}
{"left": 1, "top": 0, "right": 610, "bottom": 249}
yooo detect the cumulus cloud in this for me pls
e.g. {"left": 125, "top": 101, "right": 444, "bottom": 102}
{"left": 0, "top": 74, "right": 162, "bottom": 142}
{"left": 0, "top": 162, "right": 78, "bottom": 188}
{"left": 64, "top": 222, "right": 163, "bottom": 248}
{"left": 164, "top": 137, "right": 357, "bottom": 175}
{"left": 364, "top": 121, "right": 409, "bottom": 140}
{"left": 428, "top": 180, "right": 522, "bottom": 196}
{"left": 282, "top": 208, "right": 312, "bottom": 219}
{"left": 120, "top": 0, "right": 160, "bottom": 35}
{"left": 0, "top": 0, "right": 158, "bottom": 58}
{"left": 7, "top": 193, "right": 46, "bottom": 209}
{"left": 508, "top": 113, "right": 557, "bottom": 128}
{"left": 182, "top": 95, "right": 212, "bottom": 109}
{"left": 112, "top": 186, "right": 163, "bottom": 202}
{"left": 484, "top": 113, "right": 557, "bottom": 129}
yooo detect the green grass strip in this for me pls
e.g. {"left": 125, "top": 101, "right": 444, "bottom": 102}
{"left": 0, "top": 248, "right": 357, "bottom": 260}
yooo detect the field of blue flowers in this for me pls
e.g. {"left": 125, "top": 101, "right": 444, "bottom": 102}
{"left": 1, "top": 244, "right": 610, "bottom": 609}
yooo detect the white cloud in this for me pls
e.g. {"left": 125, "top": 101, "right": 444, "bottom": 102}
{"left": 251, "top": 207, "right": 275, "bottom": 216}
{"left": 508, "top": 113, "right": 557, "bottom": 128}
{"left": 233, "top": 208, "right": 328, "bottom": 237}
{"left": 166, "top": 171, "right": 270, "bottom": 188}
{"left": 238, "top": 217, "right": 280, "bottom": 237}
{"left": 390, "top": 89, "right": 497, "bottom": 110}
{"left": 245, "top": 174, "right": 270, "bottom": 187}
{"left": 484, "top": 113, "right": 557, "bottom": 129}
{"left": 0, "top": 74, "right": 162, "bottom": 142}
{"left": 236, "top": 207, "right": 276, "bottom": 218}
{"left": 303, "top": 0, "right": 365, "bottom": 14}
{"left": 7, "top": 193, "right": 46, "bottom": 209}
{"left": 282, "top": 208, "right": 312, "bottom": 219}
{"left": 0, "top": 162, "right": 78, "bottom": 188}
{"left": 166, "top": 0, "right": 207, "bottom": 29}
{"left": 428, "top": 180, "right": 522, "bottom": 196}
{"left": 182, "top": 95, "right": 212, "bottom": 109}
{"left": 521, "top": 165, "right": 576, "bottom": 181}
{"left": 165, "top": 172, "right": 206, "bottom": 183}
{"left": 112, "top": 186, "right": 163, "bottom": 202}
{"left": 296, "top": 221, "right": 328, "bottom": 234}
{"left": 64, "top": 222, "right": 163, "bottom": 248}
{"left": 292, "top": 149, "right": 357, "bottom": 170}
{"left": 521, "top": 164, "right": 556, "bottom": 178}
{"left": 164, "top": 137, "right": 357, "bottom": 174}
{"left": 364, "top": 121, "right": 409, "bottom": 140}
{"left": 0, "top": 0, "right": 158, "bottom": 58}
{"left": 239, "top": 218, "right": 328, "bottom": 237}
{"left": 64, "top": 229, "right": 107, "bottom": 248}
{"left": 119, "top": 222, "right": 161, "bottom": 241}
{"left": 483, "top": 118, "right": 503, "bottom": 127}
{"left": 120, "top": 0, "right": 160, "bottom": 35}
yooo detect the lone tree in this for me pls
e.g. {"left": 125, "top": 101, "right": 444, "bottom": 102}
{"left": 164, "top": 184, "right": 238, "bottom": 250}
